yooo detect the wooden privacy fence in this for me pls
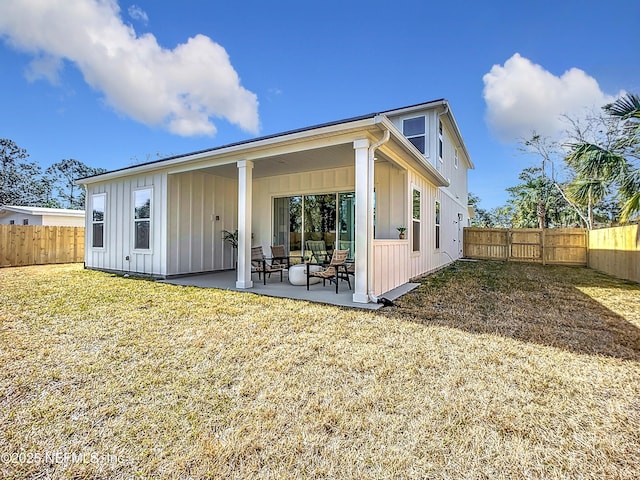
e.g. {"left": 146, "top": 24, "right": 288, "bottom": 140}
{"left": 0, "top": 225, "right": 85, "bottom": 267}
{"left": 464, "top": 228, "right": 588, "bottom": 266}
{"left": 588, "top": 224, "right": 639, "bottom": 284}
{"left": 464, "top": 225, "right": 640, "bottom": 283}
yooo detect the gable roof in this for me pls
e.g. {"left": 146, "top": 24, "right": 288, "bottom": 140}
{"left": 76, "top": 98, "right": 472, "bottom": 184}
{"left": 0, "top": 206, "right": 85, "bottom": 217}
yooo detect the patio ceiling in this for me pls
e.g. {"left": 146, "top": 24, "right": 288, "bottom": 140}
{"left": 190, "top": 142, "right": 394, "bottom": 179}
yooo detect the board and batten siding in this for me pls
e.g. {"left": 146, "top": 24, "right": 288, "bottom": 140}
{"left": 85, "top": 172, "right": 168, "bottom": 276}
{"left": 167, "top": 172, "right": 237, "bottom": 275}
{"left": 373, "top": 240, "right": 409, "bottom": 295}
{"left": 406, "top": 173, "right": 468, "bottom": 281}
{"left": 374, "top": 161, "right": 407, "bottom": 240}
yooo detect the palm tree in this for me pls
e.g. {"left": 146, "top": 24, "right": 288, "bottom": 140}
{"left": 565, "top": 93, "right": 640, "bottom": 224}
{"left": 606, "top": 93, "right": 640, "bottom": 222}
{"left": 565, "top": 143, "right": 627, "bottom": 228}
{"left": 605, "top": 92, "right": 640, "bottom": 120}
{"left": 565, "top": 177, "right": 609, "bottom": 229}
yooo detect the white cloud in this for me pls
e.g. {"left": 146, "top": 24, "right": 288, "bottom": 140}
{"left": 0, "top": 0, "right": 259, "bottom": 136}
{"left": 483, "top": 53, "right": 620, "bottom": 143}
{"left": 128, "top": 4, "right": 148, "bottom": 25}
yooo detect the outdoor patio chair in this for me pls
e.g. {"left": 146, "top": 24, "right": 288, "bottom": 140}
{"left": 251, "top": 246, "right": 286, "bottom": 285}
{"left": 305, "top": 240, "right": 330, "bottom": 265}
{"left": 270, "top": 244, "right": 292, "bottom": 270}
{"left": 306, "top": 249, "right": 351, "bottom": 294}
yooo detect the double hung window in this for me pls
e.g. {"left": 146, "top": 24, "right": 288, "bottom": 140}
{"left": 92, "top": 193, "right": 106, "bottom": 248}
{"left": 435, "top": 201, "right": 441, "bottom": 249}
{"left": 438, "top": 120, "right": 444, "bottom": 171}
{"left": 412, "top": 188, "right": 421, "bottom": 252}
{"left": 134, "top": 189, "right": 151, "bottom": 250}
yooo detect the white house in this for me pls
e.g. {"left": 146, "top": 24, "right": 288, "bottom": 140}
{"left": 0, "top": 205, "right": 85, "bottom": 227}
{"left": 76, "top": 99, "right": 474, "bottom": 304}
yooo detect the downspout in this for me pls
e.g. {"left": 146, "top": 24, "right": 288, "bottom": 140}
{"left": 366, "top": 128, "right": 390, "bottom": 302}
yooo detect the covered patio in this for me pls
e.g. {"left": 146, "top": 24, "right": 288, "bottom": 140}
{"left": 165, "top": 115, "right": 428, "bottom": 304}
{"left": 161, "top": 269, "right": 419, "bottom": 310}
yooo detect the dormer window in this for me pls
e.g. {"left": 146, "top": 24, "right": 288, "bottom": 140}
{"left": 403, "top": 116, "right": 426, "bottom": 154}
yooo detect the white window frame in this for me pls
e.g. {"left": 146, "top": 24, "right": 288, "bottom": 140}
{"left": 133, "top": 187, "right": 152, "bottom": 252}
{"left": 454, "top": 148, "right": 459, "bottom": 169}
{"left": 438, "top": 120, "right": 444, "bottom": 171}
{"left": 435, "top": 201, "right": 441, "bottom": 250}
{"left": 91, "top": 193, "right": 106, "bottom": 249}
{"left": 412, "top": 186, "right": 421, "bottom": 253}
{"left": 403, "top": 116, "right": 427, "bottom": 155}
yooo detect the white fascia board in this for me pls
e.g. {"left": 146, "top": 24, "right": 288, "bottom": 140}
{"left": 382, "top": 99, "right": 448, "bottom": 117}
{"left": 376, "top": 116, "right": 450, "bottom": 187}
{"left": 76, "top": 117, "right": 380, "bottom": 184}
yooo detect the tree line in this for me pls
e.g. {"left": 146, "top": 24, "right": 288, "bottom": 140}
{"left": 0, "top": 139, "right": 106, "bottom": 209}
{"left": 471, "top": 93, "right": 640, "bottom": 229}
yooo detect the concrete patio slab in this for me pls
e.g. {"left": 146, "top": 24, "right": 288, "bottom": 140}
{"left": 160, "top": 269, "right": 419, "bottom": 310}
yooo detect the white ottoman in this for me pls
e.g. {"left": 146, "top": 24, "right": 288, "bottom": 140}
{"left": 289, "top": 263, "right": 322, "bottom": 285}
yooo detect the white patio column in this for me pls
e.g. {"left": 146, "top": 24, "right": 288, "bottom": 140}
{"left": 353, "top": 138, "right": 371, "bottom": 303}
{"left": 236, "top": 160, "right": 254, "bottom": 289}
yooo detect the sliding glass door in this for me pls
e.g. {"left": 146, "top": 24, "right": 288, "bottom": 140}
{"left": 273, "top": 196, "right": 302, "bottom": 254}
{"left": 303, "top": 194, "right": 336, "bottom": 249}
{"left": 338, "top": 192, "right": 355, "bottom": 259}
{"left": 273, "top": 192, "right": 355, "bottom": 260}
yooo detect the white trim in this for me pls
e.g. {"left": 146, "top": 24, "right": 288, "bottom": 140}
{"left": 132, "top": 187, "right": 153, "bottom": 253}
{"left": 411, "top": 185, "right": 422, "bottom": 255}
{"left": 91, "top": 193, "right": 106, "bottom": 250}
{"left": 236, "top": 160, "right": 254, "bottom": 289}
{"left": 437, "top": 119, "right": 444, "bottom": 172}
{"left": 401, "top": 115, "right": 427, "bottom": 155}
{"left": 435, "top": 200, "right": 441, "bottom": 251}
{"left": 353, "top": 138, "right": 370, "bottom": 303}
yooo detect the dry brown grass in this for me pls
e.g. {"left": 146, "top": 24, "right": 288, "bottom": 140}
{"left": 1, "top": 262, "right": 639, "bottom": 479}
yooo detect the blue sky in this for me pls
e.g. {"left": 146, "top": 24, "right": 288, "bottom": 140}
{"left": 0, "top": 0, "right": 638, "bottom": 209}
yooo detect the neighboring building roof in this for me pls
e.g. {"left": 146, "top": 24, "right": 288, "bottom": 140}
{"left": 77, "top": 98, "right": 473, "bottom": 184}
{"left": 0, "top": 206, "right": 85, "bottom": 217}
